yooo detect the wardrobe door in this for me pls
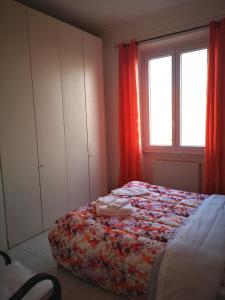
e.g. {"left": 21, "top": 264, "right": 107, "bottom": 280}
{"left": 0, "top": 0, "right": 42, "bottom": 246}
{"left": 58, "top": 22, "right": 90, "bottom": 209}
{"left": 27, "top": 9, "right": 69, "bottom": 229}
{"left": 83, "top": 32, "right": 108, "bottom": 201}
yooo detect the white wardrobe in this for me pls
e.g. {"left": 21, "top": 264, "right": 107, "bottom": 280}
{"left": 0, "top": 0, "right": 108, "bottom": 249}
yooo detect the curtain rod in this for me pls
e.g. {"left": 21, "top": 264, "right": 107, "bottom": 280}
{"left": 115, "top": 24, "right": 209, "bottom": 48}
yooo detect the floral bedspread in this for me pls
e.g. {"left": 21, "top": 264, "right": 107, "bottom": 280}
{"left": 48, "top": 181, "right": 208, "bottom": 297}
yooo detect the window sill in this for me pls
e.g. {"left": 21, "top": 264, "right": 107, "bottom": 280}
{"left": 143, "top": 148, "right": 205, "bottom": 156}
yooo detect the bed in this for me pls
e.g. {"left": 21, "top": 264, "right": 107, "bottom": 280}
{"left": 48, "top": 181, "right": 225, "bottom": 299}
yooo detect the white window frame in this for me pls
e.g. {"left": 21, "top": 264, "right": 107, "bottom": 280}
{"left": 139, "top": 30, "right": 208, "bottom": 155}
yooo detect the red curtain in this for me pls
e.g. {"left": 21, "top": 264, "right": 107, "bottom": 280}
{"left": 204, "top": 19, "right": 225, "bottom": 194}
{"left": 119, "top": 41, "right": 142, "bottom": 186}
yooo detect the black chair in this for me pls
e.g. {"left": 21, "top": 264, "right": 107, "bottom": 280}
{"left": 0, "top": 250, "right": 62, "bottom": 300}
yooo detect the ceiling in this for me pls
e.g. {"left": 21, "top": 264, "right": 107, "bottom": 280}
{"left": 17, "top": 0, "right": 188, "bottom": 36}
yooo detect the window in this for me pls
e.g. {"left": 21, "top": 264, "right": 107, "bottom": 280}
{"left": 148, "top": 56, "right": 172, "bottom": 146}
{"left": 140, "top": 32, "right": 208, "bottom": 153}
{"left": 180, "top": 49, "right": 207, "bottom": 147}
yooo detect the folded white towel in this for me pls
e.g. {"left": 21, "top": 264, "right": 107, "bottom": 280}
{"left": 108, "top": 198, "right": 129, "bottom": 208}
{"left": 111, "top": 187, "right": 150, "bottom": 197}
{"left": 96, "top": 203, "right": 136, "bottom": 217}
{"left": 95, "top": 195, "right": 117, "bottom": 207}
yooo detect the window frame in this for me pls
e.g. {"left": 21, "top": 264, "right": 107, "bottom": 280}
{"left": 139, "top": 32, "right": 208, "bottom": 155}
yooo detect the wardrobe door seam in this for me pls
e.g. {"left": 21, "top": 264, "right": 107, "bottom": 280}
{"left": 82, "top": 32, "right": 92, "bottom": 203}
{"left": 56, "top": 21, "right": 70, "bottom": 211}
{"left": 25, "top": 6, "right": 44, "bottom": 232}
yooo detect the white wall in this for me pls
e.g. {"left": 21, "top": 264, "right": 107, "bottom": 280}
{"left": 102, "top": 0, "right": 225, "bottom": 45}
{"left": 104, "top": 46, "right": 119, "bottom": 189}
{"left": 103, "top": 0, "right": 225, "bottom": 190}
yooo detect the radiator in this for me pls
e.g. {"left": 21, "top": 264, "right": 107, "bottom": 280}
{"left": 152, "top": 161, "right": 200, "bottom": 192}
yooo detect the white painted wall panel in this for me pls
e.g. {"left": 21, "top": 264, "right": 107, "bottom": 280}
{"left": 0, "top": 0, "right": 42, "bottom": 246}
{"left": 83, "top": 32, "right": 108, "bottom": 201}
{"left": 27, "top": 8, "right": 69, "bottom": 229}
{"left": 58, "top": 21, "right": 90, "bottom": 209}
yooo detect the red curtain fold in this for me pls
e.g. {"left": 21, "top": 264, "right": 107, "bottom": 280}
{"left": 204, "top": 19, "right": 225, "bottom": 194}
{"left": 119, "top": 41, "right": 142, "bottom": 186}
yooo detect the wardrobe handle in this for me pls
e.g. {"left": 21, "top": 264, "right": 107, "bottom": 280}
{"left": 38, "top": 164, "right": 44, "bottom": 168}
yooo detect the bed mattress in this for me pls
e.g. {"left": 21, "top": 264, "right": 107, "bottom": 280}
{"left": 48, "top": 181, "right": 208, "bottom": 297}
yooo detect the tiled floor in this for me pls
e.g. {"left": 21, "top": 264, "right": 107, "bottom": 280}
{"left": 3, "top": 232, "right": 126, "bottom": 300}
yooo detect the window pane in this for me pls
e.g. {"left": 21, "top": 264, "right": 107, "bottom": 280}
{"left": 180, "top": 49, "right": 207, "bottom": 147}
{"left": 148, "top": 56, "right": 172, "bottom": 146}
